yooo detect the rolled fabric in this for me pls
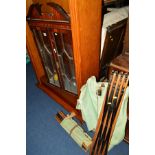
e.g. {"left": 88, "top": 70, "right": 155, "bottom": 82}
{"left": 60, "top": 117, "right": 92, "bottom": 151}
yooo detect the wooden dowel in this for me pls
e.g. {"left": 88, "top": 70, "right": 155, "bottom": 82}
{"left": 108, "top": 72, "right": 117, "bottom": 99}
{"left": 116, "top": 74, "right": 126, "bottom": 105}
{"left": 112, "top": 73, "right": 122, "bottom": 102}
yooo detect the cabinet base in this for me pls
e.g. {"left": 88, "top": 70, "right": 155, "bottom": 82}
{"left": 37, "top": 81, "right": 83, "bottom": 122}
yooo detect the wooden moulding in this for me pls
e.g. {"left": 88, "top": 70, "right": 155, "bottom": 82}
{"left": 41, "top": 76, "right": 77, "bottom": 106}
{"left": 46, "top": 0, "right": 70, "bottom": 14}
{"left": 27, "top": 2, "right": 70, "bottom": 21}
{"left": 28, "top": 22, "right": 71, "bottom": 30}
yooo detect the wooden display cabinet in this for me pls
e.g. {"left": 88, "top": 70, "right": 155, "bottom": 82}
{"left": 26, "top": 0, "right": 102, "bottom": 121}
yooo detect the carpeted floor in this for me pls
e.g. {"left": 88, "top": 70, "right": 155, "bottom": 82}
{"left": 26, "top": 62, "right": 129, "bottom": 155}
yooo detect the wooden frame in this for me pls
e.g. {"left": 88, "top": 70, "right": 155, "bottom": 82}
{"left": 90, "top": 71, "right": 129, "bottom": 155}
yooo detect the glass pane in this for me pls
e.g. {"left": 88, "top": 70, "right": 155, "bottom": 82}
{"left": 33, "top": 29, "right": 60, "bottom": 87}
{"left": 53, "top": 31, "right": 77, "bottom": 94}
{"left": 62, "top": 32, "right": 73, "bottom": 57}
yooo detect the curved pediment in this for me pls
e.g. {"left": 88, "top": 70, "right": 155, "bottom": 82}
{"left": 27, "top": 2, "right": 70, "bottom": 22}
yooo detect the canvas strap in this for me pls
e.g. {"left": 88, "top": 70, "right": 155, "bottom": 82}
{"left": 70, "top": 124, "right": 79, "bottom": 135}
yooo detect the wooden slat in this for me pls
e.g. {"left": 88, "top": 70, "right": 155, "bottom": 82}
{"left": 90, "top": 72, "right": 129, "bottom": 155}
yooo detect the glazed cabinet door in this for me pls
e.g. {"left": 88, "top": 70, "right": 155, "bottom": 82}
{"left": 32, "top": 27, "right": 61, "bottom": 87}
{"left": 32, "top": 27, "right": 77, "bottom": 94}
{"left": 50, "top": 29, "right": 77, "bottom": 94}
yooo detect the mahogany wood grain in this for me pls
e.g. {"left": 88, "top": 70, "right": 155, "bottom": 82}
{"left": 26, "top": 0, "right": 70, "bottom": 15}
{"left": 29, "top": 22, "right": 71, "bottom": 31}
{"left": 46, "top": 0, "right": 70, "bottom": 13}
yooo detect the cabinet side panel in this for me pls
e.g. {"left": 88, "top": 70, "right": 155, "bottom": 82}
{"left": 26, "top": 22, "right": 45, "bottom": 82}
{"left": 69, "top": 0, "right": 82, "bottom": 94}
{"left": 69, "top": 0, "right": 102, "bottom": 94}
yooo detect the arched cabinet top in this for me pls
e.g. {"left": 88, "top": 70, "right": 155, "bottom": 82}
{"left": 27, "top": 2, "right": 70, "bottom": 23}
